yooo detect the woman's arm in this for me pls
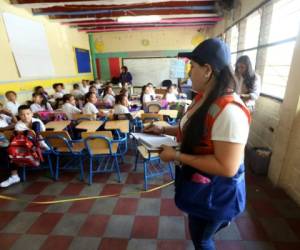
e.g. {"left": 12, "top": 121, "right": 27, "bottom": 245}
{"left": 144, "top": 124, "right": 179, "bottom": 136}
{"left": 160, "top": 140, "right": 245, "bottom": 177}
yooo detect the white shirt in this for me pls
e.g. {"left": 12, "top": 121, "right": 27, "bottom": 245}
{"left": 15, "top": 117, "right": 45, "bottom": 132}
{"left": 30, "top": 103, "right": 53, "bottom": 113}
{"left": 82, "top": 102, "right": 98, "bottom": 115}
{"left": 80, "top": 85, "right": 89, "bottom": 94}
{"left": 0, "top": 114, "right": 12, "bottom": 128}
{"left": 103, "top": 94, "right": 115, "bottom": 106}
{"left": 143, "top": 93, "right": 152, "bottom": 103}
{"left": 165, "top": 93, "right": 178, "bottom": 103}
{"left": 114, "top": 104, "right": 130, "bottom": 114}
{"left": 180, "top": 94, "right": 249, "bottom": 145}
{"left": 62, "top": 103, "right": 81, "bottom": 120}
{"left": 5, "top": 101, "right": 20, "bottom": 116}
{"left": 53, "top": 91, "right": 66, "bottom": 100}
{"left": 71, "top": 89, "right": 84, "bottom": 98}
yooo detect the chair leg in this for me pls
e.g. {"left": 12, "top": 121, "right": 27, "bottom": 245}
{"left": 79, "top": 156, "right": 84, "bottom": 182}
{"left": 143, "top": 160, "right": 148, "bottom": 191}
{"left": 22, "top": 167, "right": 26, "bottom": 182}
{"left": 47, "top": 155, "right": 54, "bottom": 179}
{"left": 134, "top": 151, "right": 139, "bottom": 171}
{"left": 114, "top": 156, "right": 121, "bottom": 183}
{"left": 55, "top": 155, "right": 60, "bottom": 180}
{"left": 89, "top": 157, "right": 93, "bottom": 185}
{"left": 168, "top": 162, "right": 174, "bottom": 180}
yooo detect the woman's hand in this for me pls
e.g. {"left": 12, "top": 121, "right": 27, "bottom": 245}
{"left": 143, "top": 124, "right": 163, "bottom": 135}
{"left": 159, "top": 145, "right": 176, "bottom": 162}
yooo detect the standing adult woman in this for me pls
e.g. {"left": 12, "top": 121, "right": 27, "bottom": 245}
{"left": 119, "top": 66, "right": 133, "bottom": 86}
{"left": 235, "top": 55, "right": 261, "bottom": 112}
{"left": 144, "top": 38, "right": 251, "bottom": 250}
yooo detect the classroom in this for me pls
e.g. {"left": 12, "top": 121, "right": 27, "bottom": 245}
{"left": 0, "top": 0, "right": 300, "bottom": 249}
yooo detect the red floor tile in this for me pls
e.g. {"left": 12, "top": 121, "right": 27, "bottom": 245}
{"left": 160, "top": 198, "right": 183, "bottom": 216}
{"left": 40, "top": 235, "right": 73, "bottom": 250}
{"left": 215, "top": 240, "right": 246, "bottom": 250}
{"left": 25, "top": 195, "right": 56, "bottom": 212}
{"left": 125, "top": 173, "right": 144, "bottom": 184}
{"left": 98, "top": 238, "right": 128, "bottom": 250}
{"left": 120, "top": 163, "right": 134, "bottom": 172}
{"left": 27, "top": 213, "right": 63, "bottom": 234}
{"left": 23, "top": 181, "right": 49, "bottom": 194}
{"left": 141, "top": 185, "right": 162, "bottom": 198}
{"left": 92, "top": 173, "right": 111, "bottom": 183}
{"left": 250, "top": 199, "right": 281, "bottom": 217}
{"left": 113, "top": 198, "right": 138, "bottom": 215}
{"left": 68, "top": 200, "right": 95, "bottom": 213}
{"left": 131, "top": 216, "right": 159, "bottom": 238}
{"left": 157, "top": 240, "right": 186, "bottom": 250}
{"left": 273, "top": 242, "right": 300, "bottom": 250}
{"left": 57, "top": 172, "right": 77, "bottom": 182}
{"left": 184, "top": 216, "right": 191, "bottom": 240}
{"left": 60, "top": 183, "right": 85, "bottom": 196}
{"left": 0, "top": 233, "right": 20, "bottom": 250}
{"left": 100, "top": 184, "right": 123, "bottom": 196}
{"left": 0, "top": 211, "right": 18, "bottom": 231}
{"left": 79, "top": 215, "right": 109, "bottom": 237}
{"left": 235, "top": 217, "right": 269, "bottom": 240}
{"left": 0, "top": 198, "right": 10, "bottom": 209}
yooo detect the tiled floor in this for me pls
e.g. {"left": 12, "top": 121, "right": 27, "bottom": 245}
{"left": 1, "top": 148, "right": 300, "bottom": 250}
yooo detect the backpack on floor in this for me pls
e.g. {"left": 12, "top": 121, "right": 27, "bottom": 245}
{"left": 7, "top": 130, "right": 44, "bottom": 167}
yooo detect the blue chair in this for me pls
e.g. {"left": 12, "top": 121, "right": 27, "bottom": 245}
{"left": 82, "top": 131, "right": 122, "bottom": 185}
{"left": 134, "top": 145, "right": 174, "bottom": 190}
{"left": 41, "top": 131, "right": 85, "bottom": 181}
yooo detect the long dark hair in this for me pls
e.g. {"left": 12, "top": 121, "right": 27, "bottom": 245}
{"left": 180, "top": 65, "right": 236, "bottom": 154}
{"left": 235, "top": 55, "right": 256, "bottom": 91}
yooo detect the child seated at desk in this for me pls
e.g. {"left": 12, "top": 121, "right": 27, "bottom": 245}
{"left": 0, "top": 105, "right": 47, "bottom": 188}
{"left": 71, "top": 83, "right": 84, "bottom": 99}
{"left": 34, "top": 86, "right": 50, "bottom": 101}
{"left": 114, "top": 94, "right": 130, "bottom": 114}
{"left": 164, "top": 84, "right": 178, "bottom": 103}
{"left": 30, "top": 93, "right": 53, "bottom": 113}
{"left": 80, "top": 79, "right": 90, "bottom": 94}
{"left": 4, "top": 91, "right": 20, "bottom": 116}
{"left": 61, "top": 94, "right": 82, "bottom": 120}
{"left": 82, "top": 92, "right": 106, "bottom": 119}
{"left": 0, "top": 102, "right": 17, "bottom": 131}
{"left": 103, "top": 86, "right": 115, "bottom": 108}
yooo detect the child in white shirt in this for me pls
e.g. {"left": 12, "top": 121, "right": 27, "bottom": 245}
{"left": 71, "top": 83, "right": 84, "bottom": 98}
{"left": 164, "top": 84, "right": 178, "bottom": 103}
{"left": 4, "top": 91, "right": 20, "bottom": 116}
{"left": 0, "top": 105, "right": 46, "bottom": 188}
{"left": 103, "top": 86, "right": 115, "bottom": 108}
{"left": 114, "top": 94, "right": 130, "bottom": 114}
{"left": 0, "top": 102, "right": 17, "bottom": 131}
{"left": 82, "top": 92, "right": 105, "bottom": 119}
{"left": 52, "top": 83, "right": 66, "bottom": 100}
{"left": 80, "top": 80, "right": 90, "bottom": 94}
{"left": 30, "top": 93, "right": 53, "bottom": 113}
{"left": 61, "top": 94, "right": 81, "bottom": 120}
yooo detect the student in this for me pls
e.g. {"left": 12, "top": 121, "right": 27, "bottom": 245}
{"left": 0, "top": 105, "right": 47, "bottom": 188}
{"left": 30, "top": 93, "right": 53, "bottom": 113}
{"left": 0, "top": 102, "right": 17, "bottom": 131}
{"left": 103, "top": 86, "right": 115, "bottom": 107}
{"left": 119, "top": 66, "right": 132, "bottom": 85}
{"left": 71, "top": 83, "right": 83, "bottom": 98}
{"left": 52, "top": 83, "right": 66, "bottom": 100}
{"left": 114, "top": 94, "right": 130, "bottom": 114}
{"left": 61, "top": 94, "right": 81, "bottom": 120}
{"left": 164, "top": 84, "right": 178, "bottom": 103}
{"left": 80, "top": 79, "right": 89, "bottom": 94}
{"left": 235, "top": 55, "right": 261, "bottom": 111}
{"left": 34, "top": 86, "right": 50, "bottom": 100}
{"left": 89, "top": 85, "right": 100, "bottom": 99}
{"left": 4, "top": 91, "right": 20, "bottom": 116}
{"left": 146, "top": 82, "right": 156, "bottom": 100}
{"left": 142, "top": 85, "right": 153, "bottom": 105}
{"left": 82, "top": 92, "right": 105, "bottom": 118}
{"left": 145, "top": 38, "right": 250, "bottom": 250}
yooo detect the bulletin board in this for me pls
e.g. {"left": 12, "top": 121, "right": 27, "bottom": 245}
{"left": 75, "top": 48, "right": 91, "bottom": 73}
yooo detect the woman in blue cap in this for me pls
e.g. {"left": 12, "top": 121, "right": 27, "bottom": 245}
{"left": 145, "top": 38, "right": 251, "bottom": 250}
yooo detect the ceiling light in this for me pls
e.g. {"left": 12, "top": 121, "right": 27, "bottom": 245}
{"left": 117, "top": 15, "right": 161, "bottom": 23}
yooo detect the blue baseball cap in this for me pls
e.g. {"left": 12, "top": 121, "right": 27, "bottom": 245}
{"left": 178, "top": 38, "right": 231, "bottom": 72}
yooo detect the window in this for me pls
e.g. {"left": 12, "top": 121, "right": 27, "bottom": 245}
{"left": 229, "top": 25, "right": 239, "bottom": 53}
{"left": 244, "top": 11, "right": 261, "bottom": 49}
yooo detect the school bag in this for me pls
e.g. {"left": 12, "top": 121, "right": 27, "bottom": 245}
{"left": 7, "top": 130, "right": 44, "bottom": 167}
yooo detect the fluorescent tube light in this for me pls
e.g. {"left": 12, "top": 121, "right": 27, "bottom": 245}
{"left": 117, "top": 15, "right": 161, "bottom": 23}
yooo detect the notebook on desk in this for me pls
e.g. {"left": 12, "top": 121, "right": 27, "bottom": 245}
{"left": 132, "top": 132, "right": 179, "bottom": 151}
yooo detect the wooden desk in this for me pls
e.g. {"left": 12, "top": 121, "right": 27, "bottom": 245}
{"left": 105, "top": 120, "right": 130, "bottom": 133}
{"left": 158, "top": 110, "right": 178, "bottom": 119}
{"left": 143, "top": 121, "right": 170, "bottom": 128}
{"left": 45, "top": 121, "right": 70, "bottom": 131}
{"left": 131, "top": 110, "right": 144, "bottom": 118}
{"left": 76, "top": 120, "right": 104, "bottom": 132}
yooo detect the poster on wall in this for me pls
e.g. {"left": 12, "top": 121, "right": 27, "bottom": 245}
{"left": 75, "top": 48, "right": 91, "bottom": 73}
{"left": 2, "top": 12, "right": 55, "bottom": 78}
